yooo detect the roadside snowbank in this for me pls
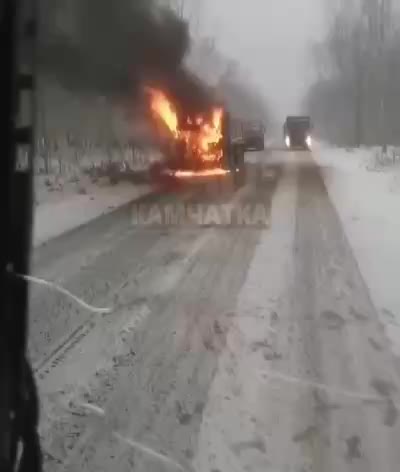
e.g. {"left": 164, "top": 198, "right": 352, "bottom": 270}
{"left": 32, "top": 146, "right": 162, "bottom": 247}
{"left": 33, "top": 176, "right": 151, "bottom": 247}
{"left": 315, "top": 145, "right": 400, "bottom": 355}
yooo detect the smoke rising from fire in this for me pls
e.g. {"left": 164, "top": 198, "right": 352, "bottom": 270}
{"left": 39, "top": 0, "right": 213, "bottom": 112}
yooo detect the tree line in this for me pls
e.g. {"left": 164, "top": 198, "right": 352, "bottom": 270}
{"left": 305, "top": 0, "right": 399, "bottom": 147}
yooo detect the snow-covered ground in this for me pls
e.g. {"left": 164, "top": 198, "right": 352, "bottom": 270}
{"left": 34, "top": 149, "right": 400, "bottom": 472}
{"left": 32, "top": 146, "right": 162, "bottom": 247}
{"left": 33, "top": 175, "right": 152, "bottom": 247}
{"left": 315, "top": 145, "right": 400, "bottom": 355}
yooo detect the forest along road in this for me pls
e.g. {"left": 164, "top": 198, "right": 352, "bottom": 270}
{"left": 30, "top": 149, "right": 400, "bottom": 472}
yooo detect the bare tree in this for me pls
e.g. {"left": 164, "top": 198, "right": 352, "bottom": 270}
{"left": 305, "top": 0, "right": 399, "bottom": 146}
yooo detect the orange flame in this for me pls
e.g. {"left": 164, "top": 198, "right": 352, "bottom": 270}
{"left": 147, "top": 88, "right": 178, "bottom": 137}
{"left": 173, "top": 168, "right": 230, "bottom": 178}
{"left": 148, "top": 87, "right": 224, "bottom": 165}
{"left": 199, "top": 108, "right": 223, "bottom": 158}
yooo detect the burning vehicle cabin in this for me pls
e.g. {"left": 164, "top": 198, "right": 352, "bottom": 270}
{"left": 148, "top": 88, "right": 246, "bottom": 182}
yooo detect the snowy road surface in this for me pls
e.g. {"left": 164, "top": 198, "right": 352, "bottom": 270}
{"left": 31, "top": 149, "right": 400, "bottom": 472}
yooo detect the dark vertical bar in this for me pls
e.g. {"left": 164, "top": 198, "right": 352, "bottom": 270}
{"left": 0, "top": 0, "right": 37, "bottom": 470}
{"left": 0, "top": 0, "right": 20, "bottom": 468}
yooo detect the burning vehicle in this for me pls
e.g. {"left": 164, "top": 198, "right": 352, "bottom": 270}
{"left": 147, "top": 88, "right": 246, "bottom": 184}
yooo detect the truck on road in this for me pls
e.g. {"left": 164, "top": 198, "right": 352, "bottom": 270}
{"left": 284, "top": 116, "right": 312, "bottom": 150}
{"left": 150, "top": 98, "right": 247, "bottom": 187}
{"left": 243, "top": 120, "right": 265, "bottom": 151}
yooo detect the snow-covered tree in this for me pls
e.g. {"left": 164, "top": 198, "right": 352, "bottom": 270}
{"left": 305, "top": 0, "right": 399, "bottom": 146}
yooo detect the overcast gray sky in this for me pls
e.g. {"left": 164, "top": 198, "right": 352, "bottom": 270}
{"left": 195, "top": 0, "right": 326, "bottom": 120}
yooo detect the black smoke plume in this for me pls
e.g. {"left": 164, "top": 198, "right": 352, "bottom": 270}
{"left": 39, "top": 0, "right": 213, "bottom": 113}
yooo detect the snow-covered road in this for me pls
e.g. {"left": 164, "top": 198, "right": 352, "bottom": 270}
{"left": 31, "top": 149, "right": 400, "bottom": 472}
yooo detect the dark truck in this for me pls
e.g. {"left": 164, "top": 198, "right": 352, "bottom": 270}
{"left": 223, "top": 111, "right": 246, "bottom": 184}
{"left": 243, "top": 120, "right": 265, "bottom": 151}
{"left": 284, "top": 116, "right": 313, "bottom": 150}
